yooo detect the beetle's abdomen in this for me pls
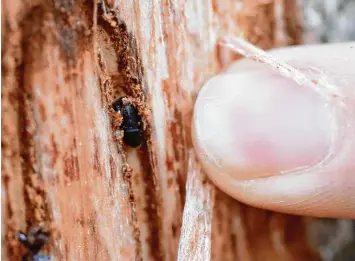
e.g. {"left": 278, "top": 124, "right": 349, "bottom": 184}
{"left": 123, "top": 128, "right": 143, "bottom": 148}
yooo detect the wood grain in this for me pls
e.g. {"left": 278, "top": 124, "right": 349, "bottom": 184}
{"left": 2, "top": 0, "right": 321, "bottom": 260}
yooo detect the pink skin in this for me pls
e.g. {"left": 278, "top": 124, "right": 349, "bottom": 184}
{"left": 193, "top": 42, "right": 355, "bottom": 218}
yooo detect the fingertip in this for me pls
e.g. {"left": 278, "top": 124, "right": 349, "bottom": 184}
{"left": 192, "top": 43, "right": 355, "bottom": 218}
{"left": 193, "top": 70, "right": 333, "bottom": 180}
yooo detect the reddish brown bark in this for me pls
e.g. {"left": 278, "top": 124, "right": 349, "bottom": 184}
{"left": 2, "top": 1, "right": 320, "bottom": 261}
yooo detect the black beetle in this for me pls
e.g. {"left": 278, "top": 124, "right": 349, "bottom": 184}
{"left": 112, "top": 96, "right": 143, "bottom": 148}
{"left": 17, "top": 227, "right": 50, "bottom": 261}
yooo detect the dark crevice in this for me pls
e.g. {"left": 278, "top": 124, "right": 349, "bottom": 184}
{"left": 96, "top": 8, "right": 165, "bottom": 260}
{"left": 138, "top": 142, "right": 164, "bottom": 260}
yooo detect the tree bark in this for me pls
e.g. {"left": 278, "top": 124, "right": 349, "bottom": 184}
{"left": 2, "top": 1, "right": 321, "bottom": 261}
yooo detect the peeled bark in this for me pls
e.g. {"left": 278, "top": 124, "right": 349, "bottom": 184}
{"left": 1, "top": 1, "right": 335, "bottom": 261}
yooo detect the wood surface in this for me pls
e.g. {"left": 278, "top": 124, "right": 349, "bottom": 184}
{"left": 2, "top": 1, "right": 321, "bottom": 260}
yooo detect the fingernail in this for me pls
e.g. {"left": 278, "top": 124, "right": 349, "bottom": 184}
{"left": 193, "top": 70, "right": 335, "bottom": 180}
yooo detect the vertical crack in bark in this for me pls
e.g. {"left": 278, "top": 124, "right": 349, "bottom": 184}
{"left": 138, "top": 142, "right": 164, "bottom": 261}
{"left": 20, "top": 3, "right": 52, "bottom": 230}
{"left": 1, "top": 4, "right": 53, "bottom": 259}
{"left": 95, "top": 8, "right": 165, "bottom": 260}
{"left": 2, "top": 4, "right": 24, "bottom": 260}
{"left": 95, "top": 13, "right": 143, "bottom": 260}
